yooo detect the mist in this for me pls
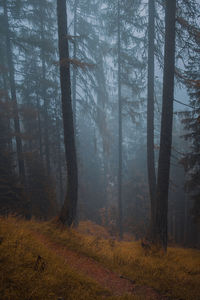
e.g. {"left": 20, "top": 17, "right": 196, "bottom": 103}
{"left": 0, "top": 0, "right": 200, "bottom": 253}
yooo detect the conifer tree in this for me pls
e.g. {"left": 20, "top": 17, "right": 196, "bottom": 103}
{"left": 57, "top": 0, "right": 78, "bottom": 226}
{"left": 181, "top": 53, "right": 200, "bottom": 225}
{"left": 147, "top": 0, "right": 156, "bottom": 237}
{"left": 0, "top": 100, "right": 28, "bottom": 216}
{"left": 154, "top": 0, "right": 176, "bottom": 251}
{"left": 2, "top": 0, "right": 25, "bottom": 182}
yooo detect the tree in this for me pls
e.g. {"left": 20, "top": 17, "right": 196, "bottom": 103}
{"left": 68, "top": 0, "right": 112, "bottom": 223}
{"left": 72, "top": 0, "right": 79, "bottom": 133}
{"left": 3, "top": 0, "right": 25, "bottom": 182}
{"left": 102, "top": 0, "right": 146, "bottom": 239}
{"left": 25, "top": 152, "right": 57, "bottom": 220}
{"left": 117, "top": 0, "right": 123, "bottom": 239}
{"left": 23, "top": 0, "right": 57, "bottom": 173}
{"left": 147, "top": 0, "right": 156, "bottom": 237}
{"left": 57, "top": 0, "right": 78, "bottom": 226}
{"left": 0, "top": 99, "right": 28, "bottom": 217}
{"left": 181, "top": 53, "right": 200, "bottom": 242}
{"left": 154, "top": 0, "right": 176, "bottom": 251}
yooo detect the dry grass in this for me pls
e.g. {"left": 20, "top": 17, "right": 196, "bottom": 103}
{"left": 0, "top": 216, "right": 112, "bottom": 300}
{"left": 1, "top": 216, "right": 200, "bottom": 300}
{"left": 27, "top": 218, "right": 200, "bottom": 300}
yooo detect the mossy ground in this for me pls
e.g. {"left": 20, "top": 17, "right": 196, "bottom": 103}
{"left": 1, "top": 217, "right": 200, "bottom": 300}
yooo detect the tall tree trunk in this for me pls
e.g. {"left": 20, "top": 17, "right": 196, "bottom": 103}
{"left": 40, "top": 20, "right": 50, "bottom": 174}
{"left": 57, "top": 0, "right": 78, "bottom": 226}
{"left": 154, "top": 0, "right": 176, "bottom": 251}
{"left": 36, "top": 93, "right": 43, "bottom": 160}
{"left": 2, "top": 70, "right": 12, "bottom": 151}
{"left": 3, "top": 0, "right": 25, "bottom": 182}
{"left": 117, "top": 0, "right": 123, "bottom": 239}
{"left": 95, "top": 51, "right": 109, "bottom": 221}
{"left": 72, "top": 0, "right": 79, "bottom": 134}
{"left": 56, "top": 116, "right": 64, "bottom": 206}
{"left": 147, "top": 0, "right": 156, "bottom": 238}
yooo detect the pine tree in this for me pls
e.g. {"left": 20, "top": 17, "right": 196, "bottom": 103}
{"left": 25, "top": 152, "right": 57, "bottom": 220}
{"left": 147, "top": 0, "right": 156, "bottom": 238}
{"left": 0, "top": 100, "right": 29, "bottom": 216}
{"left": 154, "top": 0, "right": 176, "bottom": 251}
{"left": 181, "top": 54, "right": 200, "bottom": 225}
{"left": 57, "top": 0, "right": 78, "bottom": 226}
{"left": 101, "top": 0, "right": 146, "bottom": 238}
{"left": 2, "top": 0, "right": 25, "bottom": 182}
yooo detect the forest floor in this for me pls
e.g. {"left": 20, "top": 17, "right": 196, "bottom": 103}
{"left": 1, "top": 217, "right": 200, "bottom": 300}
{"left": 33, "top": 232, "right": 168, "bottom": 299}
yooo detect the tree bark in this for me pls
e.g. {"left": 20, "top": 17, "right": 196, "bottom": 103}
{"left": 3, "top": 0, "right": 25, "bottom": 182}
{"left": 147, "top": 0, "right": 156, "bottom": 238}
{"left": 117, "top": 0, "right": 123, "bottom": 239}
{"left": 72, "top": 0, "right": 79, "bottom": 134}
{"left": 154, "top": 0, "right": 176, "bottom": 251}
{"left": 57, "top": 0, "right": 78, "bottom": 226}
{"left": 40, "top": 19, "right": 50, "bottom": 174}
{"left": 56, "top": 116, "right": 64, "bottom": 206}
{"left": 36, "top": 93, "right": 43, "bottom": 161}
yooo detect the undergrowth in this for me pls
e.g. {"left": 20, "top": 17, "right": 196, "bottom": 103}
{"left": 0, "top": 217, "right": 112, "bottom": 300}
{"left": 1, "top": 216, "right": 200, "bottom": 300}
{"left": 27, "top": 218, "right": 200, "bottom": 300}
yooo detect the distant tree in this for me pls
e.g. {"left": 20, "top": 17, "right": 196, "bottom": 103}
{"left": 25, "top": 152, "right": 57, "bottom": 220}
{"left": 2, "top": 0, "right": 25, "bottom": 182}
{"left": 0, "top": 100, "right": 29, "bottom": 217}
{"left": 57, "top": 0, "right": 78, "bottom": 226}
{"left": 68, "top": 0, "right": 112, "bottom": 222}
{"left": 181, "top": 57, "right": 200, "bottom": 224}
{"left": 102, "top": 0, "right": 146, "bottom": 239}
{"left": 117, "top": 0, "right": 123, "bottom": 239}
{"left": 21, "top": 0, "right": 57, "bottom": 173}
{"left": 154, "top": 0, "right": 176, "bottom": 251}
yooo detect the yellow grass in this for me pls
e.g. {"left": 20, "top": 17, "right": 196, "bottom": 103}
{"left": 1, "top": 216, "right": 200, "bottom": 300}
{"left": 27, "top": 218, "right": 200, "bottom": 300}
{"left": 0, "top": 217, "right": 113, "bottom": 300}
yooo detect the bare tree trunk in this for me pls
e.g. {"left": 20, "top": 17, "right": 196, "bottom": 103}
{"left": 154, "top": 0, "right": 176, "bottom": 251}
{"left": 183, "top": 195, "right": 189, "bottom": 245}
{"left": 117, "top": 0, "right": 123, "bottom": 240}
{"left": 3, "top": 0, "right": 25, "bottom": 182}
{"left": 95, "top": 49, "right": 109, "bottom": 223}
{"left": 147, "top": 0, "right": 156, "bottom": 238}
{"left": 2, "top": 70, "right": 12, "bottom": 151}
{"left": 56, "top": 116, "right": 64, "bottom": 206}
{"left": 72, "top": 0, "right": 79, "bottom": 134}
{"left": 36, "top": 93, "right": 43, "bottom": 160}
{"left": 40, "top": 20, "right": 50, "bottom": 174}
{"left": 57, "top": 0, "right": 78, "bottom": 226}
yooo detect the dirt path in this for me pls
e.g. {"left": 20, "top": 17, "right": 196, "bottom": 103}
{"left": 34, "top": 233, "right": 170, "bottom": 299}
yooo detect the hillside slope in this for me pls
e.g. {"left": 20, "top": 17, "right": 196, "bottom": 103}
{"left": 0, "top": 217, "right": 200, "bottom": 300}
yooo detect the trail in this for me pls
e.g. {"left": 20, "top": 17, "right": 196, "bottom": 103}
{"left": 33, "top": 233, "right": 171, "bottom": 299}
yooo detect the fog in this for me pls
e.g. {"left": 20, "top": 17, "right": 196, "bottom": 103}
{"left": 0, "top": 0, "right": 200, "bottom": 248}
